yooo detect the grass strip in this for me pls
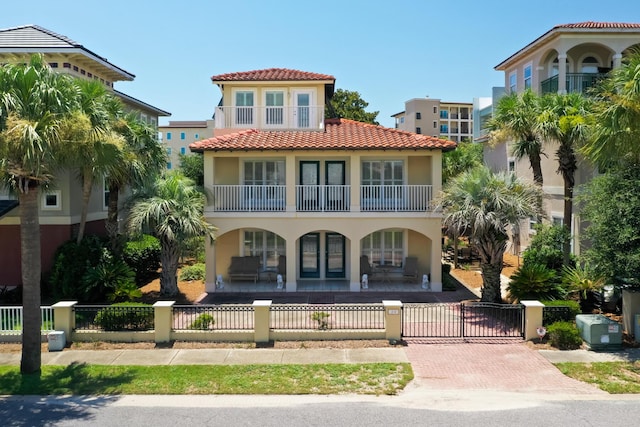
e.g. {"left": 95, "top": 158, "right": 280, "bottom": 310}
{"left": 0, "top": 363, "right": 412, "bottom": 396}
{"left": 556, "top": 361, "right": 640, "bottom": 394}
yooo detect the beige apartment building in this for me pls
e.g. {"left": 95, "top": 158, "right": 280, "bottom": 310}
{"left": 392, "top": 98, "right": 473, "bottom": 143}
{"left": 191, "top": 68, "right": 455, "bottom": 293}
{"left": 158, "top": 120, "right": 214, "bottom": 170}
{"left": 0, "top": 25, "right": 169, "bottom": 286}
{"left": 485, "top": 21, "right": 640, "bottom": 254}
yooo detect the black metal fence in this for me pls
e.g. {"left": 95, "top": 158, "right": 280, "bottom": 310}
{"left": 173, "top": 305, "right": 254, "bottom": 330}
{"left": 74, "top": 305, "right": 154, "bottom": 331}
{"left": 270, "top": 304, "right": 385, "bottom": 330}
{"left": 402, "top": 302, "right": 524, "bottom": 339}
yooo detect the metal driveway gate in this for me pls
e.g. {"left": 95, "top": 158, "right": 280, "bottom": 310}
{"left": 402, "top": 302, "right": 524, "bottom": 339}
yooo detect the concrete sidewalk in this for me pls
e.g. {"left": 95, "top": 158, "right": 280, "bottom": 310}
{"left": 0, "top": 347, "right": 410, "bottom": 366}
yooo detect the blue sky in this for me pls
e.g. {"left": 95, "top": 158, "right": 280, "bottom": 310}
{"left": 1, "top": 1, "right": 638, "bottom": 128}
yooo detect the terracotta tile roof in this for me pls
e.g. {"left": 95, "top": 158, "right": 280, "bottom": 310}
{"left": 190, "top": 118, "right": 456, "bottom": 152}
{"left": 211, "top": 68, "right": 335, "bottom": 82}
{"left": 554, "top": 21, "right": 640, "bottom": 29}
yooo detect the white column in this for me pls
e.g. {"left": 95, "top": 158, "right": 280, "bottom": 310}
{"left": 285, "top": 238, "right": 297, "bottom": 292}
{"left": 613, "top": 53, "right": 623, "bottom": 69}
{"left": 350, "top": 236, "right": 362, "bottom": 292}
{"left": 286, "top": 154, "right": 296, "bottom": 212}
{"left": 558, "top": 54, "right": 567, "bottom": 94}
{"left": 350, "top": 154, "right": 360, "bottom": 212}
{"left": 205, "top": 241, "right": 217, "bottom": 292}
{"left": 430, "top": 236, "right": 442, "bottom": 292}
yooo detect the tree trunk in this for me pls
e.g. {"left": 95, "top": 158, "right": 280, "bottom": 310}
{"left": 480, "top": 261, "right": 504, "bottom": 303}
{"left": 106, "top": 182, "right": 120, "bottom": 252}
{"left": 557, "top": 142, "right": 577, "bottom": 268}
{"left": 562, "top": 181, "right": 573, "bottom": 267}
{"left": 19, "top": 185, "right": 42, "bottom": 374}
{"left": 76, "top": 169, "right": 93, "bottom": 244}
{"left": 160, "top": 239, "right": 180, "bottom": 296}
{"left": 529, "top": 152, "right": 544, "bottom": 187}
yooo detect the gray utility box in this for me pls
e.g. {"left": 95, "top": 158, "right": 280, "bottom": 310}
{"left": 47, "top": 331, "right": 65, "bottom": 352}
{"left": 575, "top": 314, "right": 622, "bottom": 350}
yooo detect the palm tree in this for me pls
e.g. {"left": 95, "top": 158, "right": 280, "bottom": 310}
{"left": 537, "top": 92, "right": 591, "bottom": 266}
{"left": 0, "top": 55, "right": 77, "bottom": 373}
{"left": 582, "top": 47, "right": 640, "bottom": 168}
{"left": 107, "top": 111, "right": 167, "bottom": 251}
{"left": 489, "top": 90, "right": 545, "bottom": 186}
{"left": 127, "top": 173, "right": 216, "bottom": 296}
{"left": 439, "top": 166, "right": 542, "bottom": 303}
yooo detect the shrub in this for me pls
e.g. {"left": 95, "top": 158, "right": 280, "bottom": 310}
{"left": 311, "top": 311, "right": 330, "bottom": 330}
{"left": 123, "top": 235, "right": 161, "bottom": 286}
{"left": 82, "top": 249, "right": 137, "bottom": 303}
{"left": 181, "top": 235, "right": 205, "bottom": 263}
{"left": 48, "top": 235, "right": 107, "bottom": 300}
{"left": 180, "top": 263, "right": 205, "bottom": 281}
{"left": 542, "top": 300, "right": 581, "bottom": 325}
{"left": 189, "top": 313, "right": 215, "bottom": 330}
{"left": 562, "top": 264, "right": 605, "bottom": 313}
{"left": 547, "top": 321, "right": 583, "bottom": 350}
{"left": 93, "top": 302, "right": 154, "bottom": 331}
{"left": 507, "top": 263, "right": 565, "bottom": 302}
{"left": 522, "top": 224, "right": 572, "bottom": 272}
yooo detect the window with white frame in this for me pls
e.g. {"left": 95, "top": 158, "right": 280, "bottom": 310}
{"left": 524, "top": 65, "right": 532, "bottom": 89}
{"left": 180, "top": 132, "right": 186, "bottom": 140}
{"left": 244, "top": 230, "right": 285, "bottom": 269}
{"left": 42, "top": 191, "right": 61, "bottom": 210}
{"left": 235, "top": 90, "right": 254, "bottom": 125}
{"left": 244, "top": 160, "right": 285, "bottom": 185}
{"left": 362, "top": 160, "right": 403, "bottom": 186}
{"left": 180, "top": 147, "right": 186, "bottom": 155}
{"left": 509, "top": 72, "right": 517, "bottom": 93}
{"left": 552, "top": 216, "right": 563, "bottom": 226}
{"left": 361, "top": 230, "right": 404, "bottom": 267}
{"left": 166, "top": 132, "right": 172, "bottom": 140}
{"left": 265, "top": 90, "right": 284, "bottom": 125}
{"left": 529, "top": 216, "right": 538, "bottom": 234}
{"left": 508, "top": 158, "right": 516, "bottom": 173}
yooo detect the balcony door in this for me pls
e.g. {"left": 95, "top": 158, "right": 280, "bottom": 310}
{"left": 292, "top": 90, "right": 312, "bottom": 128}
{"left": 299, "top": 161, "right": 319, "bottom": 211}
{"left": 325, "top": 161, "right": 345, "bottom": 211}
{"left": 326, "top": 233, "right": 345, "bottom": 278}
{"left": 300, "top": 233, "right": 320, "bottom": 278}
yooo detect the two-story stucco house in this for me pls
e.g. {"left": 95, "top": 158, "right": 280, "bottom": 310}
{"left": 484, "top": 22, "right": 640, "bottom": 254}
{"left": 0, "top": 25, "right": 170, "bottom": 287}
{"left": 190, "top": 68, "right": 455, "bottom": 293}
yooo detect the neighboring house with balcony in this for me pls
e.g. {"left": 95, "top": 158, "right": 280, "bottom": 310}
{"left": 484, "top": 21, "right": 640, "bottom": 253}
{"left": 0, "top": 25, "right": 170, "bottom": 286}
{"left": 158, "top": 120, "right": 214, "bottom": 171}
{"left": 392, "top": 98, "right": 473, "bottom": 143}
{"left": 191, "top": 68, "right": 455, "bottom": 293}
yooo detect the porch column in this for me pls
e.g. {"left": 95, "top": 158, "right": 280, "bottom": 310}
{"left": 535, "top": 66, "right": 544, "bottom": 94}
{"left": 205, "top": 241, "right": 217, "bottom": 292}
{"left": 521, "top": 300, "right": 544, "bottom": 341}
{"left": 349, "top": 154, "right": 360, "bottom": 212}
{"left": 558, "top": 53, "right": 567, "bottom": 94}
{"left": 286, "top": 154, "right": 296, "bottom": 212}
{"left": 430, "top": 237, "right": 442, "bottom": 292}
{"left": 350, "top": 236, "right": 362, "bottom": 292}
{"left": 285, "top": 239, "right": 297, "bottom": 292}
{"left": 613, "top": 53, "right": 623, "bottom": 69}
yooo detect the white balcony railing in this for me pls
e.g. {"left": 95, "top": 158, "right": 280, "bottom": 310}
{"left": 296, "top": 185, "right": 350, "bottom": 212}
{"left": 210, "top": 185, "right": 286, "bottom": 212}
{"left": 361, "top": 185, "right": 432, "bottom": 212}
{"left": 214, "top": 106, "right": 325, "bottom": 130}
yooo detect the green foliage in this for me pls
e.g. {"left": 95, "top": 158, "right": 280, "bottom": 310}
{"left": 547, "top": 321, "right": 583, "bottom": 350}
{"left": 180, "top": 263, "right": 205, "bottom": 281}
{"left": 507, "top": 263, "right": 565, "bottom": 302}
{"left": 178, "top": 153, "right": 204, "bottom": 187}
{"left": 181, "top": 235, "right": 205, "bottom": 263}
{"left": 311, "top": 311, "right": 330, "bottom": 330}
{"left": 579, "top": 164, "right": 640, "bottom": 282}
{"left": 48, "top": 235, "right": 107, "bottom": 301}
{"left": 82, "top": 249, "right": 137, "bottom": 303}
{"left": 123, "top": 234, "right": 161, "bottom": 285}
{"left": 442, "top": 141, "right": 483, "bottom": 183}
{"left": 189, "top": 313, "right": 215, "bottom": 330}
{"left": 93, "top": 303, "right": 154, "bottom": 331}
{"left": 542, "top": 300, "right": 581, "bottom": 325}
{"left": 561, "top": 264, "right": 605, "bottom": 300}
{"left": 522, "top": 224, "right": 571, "bottom": 272}
{"left": 327, "top": 88, "right": 379, "bottom": 124}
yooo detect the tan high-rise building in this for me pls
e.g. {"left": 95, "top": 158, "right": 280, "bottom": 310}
{"left": 392, "top": 98, "right": 473, "bottom": 143}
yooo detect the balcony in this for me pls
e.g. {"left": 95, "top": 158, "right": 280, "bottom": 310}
{"left": 540, "top": 73, "right": 606, "bottom": 95}
{"left": 214, "top": 106, "right": 325, "bottom": 130}
{"left": 208, "top": 185, "right": 433, "bottom": 213}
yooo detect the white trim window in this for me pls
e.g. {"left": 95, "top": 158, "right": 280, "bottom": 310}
{"left": 265, "top": 90, "right": 285, "bottom": 126}
{"left": 509, "top": 72, "right": 517, "bottom": 93}
{"left": 103, "top": 178, "right": 110, "bottom": 210}
{"left": 42, "top": 191, "right": 61, "bottom": 210}
{"left": 524, "top": 64, "right": 532, "bottom": 90}
{"left": 361, "top": 230, "right": 404, "bottom": 267}
{"left": 234, "top": 90, "right": 255, "bottom": 126}
{"left": 508, "top": 158, "right": 516, "bottom": 173}
{"left": 244, "top": 160, "right": 285, "bottom": 186}
{"left": 244, "top": 230, "right": 285, "bottom": 269}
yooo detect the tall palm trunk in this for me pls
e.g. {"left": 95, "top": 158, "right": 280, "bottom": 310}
{"left": 19, "top": 184, "right": 42, "bottom": 374}
{"left": 529, "top": 151, "right": 544, "bottom": 186}
{"left": 477, "top": 235, "right": 507, "bottom": 303}
{"left": 106, "top": 182, "right": 120, "bottom": 252}
{"left": 76, "top": 168, "right": 93, "bottom": 244}
{"left": 557, "top": 143, "right": 577, "bottom": 267}
{"left": 160, "top": 239, "right": 180, "bottom": 296}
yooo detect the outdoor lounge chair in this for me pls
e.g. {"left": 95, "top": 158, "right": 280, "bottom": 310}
{"left": 402, "top": 256, "right": 419, "bottom": 283}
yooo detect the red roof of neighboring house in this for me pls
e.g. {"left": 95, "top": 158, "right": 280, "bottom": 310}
{"left": 211, "top": 68, "right": 335, "bottom": 82}
{"left": 190, "top": 118, "right": 456, "bottom": 152}
{"left": 554, "top": 21, "right": 640, "bottom": 29}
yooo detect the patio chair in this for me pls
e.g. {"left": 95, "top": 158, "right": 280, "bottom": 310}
{"left": 277, "top": 255, "right": 286, "bottom": 281}
{"left": 402, "top": 256, "right": 419, "bottom": 283}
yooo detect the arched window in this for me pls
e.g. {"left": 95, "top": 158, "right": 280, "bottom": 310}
{"left": 581, "top": 56, "right": 599, "bottom": 73}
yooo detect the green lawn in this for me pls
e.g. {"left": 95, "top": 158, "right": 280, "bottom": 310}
{"left": 0, "top": 363, "right": 413, "bottom": 395}
{"left": 556, "top": 361, "right": 640, "bottom": 393}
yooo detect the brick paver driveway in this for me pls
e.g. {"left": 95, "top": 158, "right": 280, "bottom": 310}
{"left": 404, "top": 340, "right": 605, "bottom": 395}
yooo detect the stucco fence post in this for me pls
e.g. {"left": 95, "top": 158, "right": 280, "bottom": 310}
{"left": 52, "top": 301, "right": 77, "bottom": 344}
{"left": 153, "top": 301, "right": 175, "bottom": 343}
{"left": 253, "top": 300, "right": 272, "bottom": 343}
{"left": 521, "top": 300, "right": 544, "bottom": 341}
{"left": 383, "top": 300, "right": 403, "bottom": 342}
